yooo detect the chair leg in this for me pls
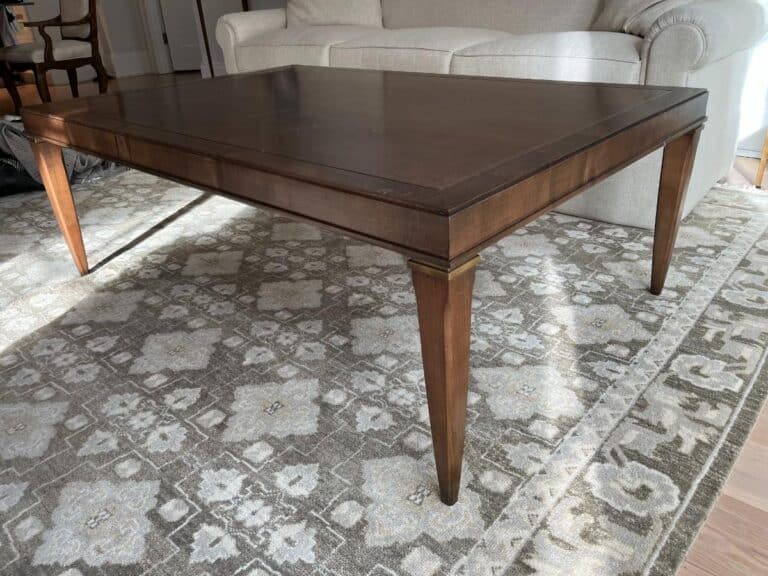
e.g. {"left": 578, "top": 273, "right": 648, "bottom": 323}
{"left": 93, "top": 59, "right": 108, "bottom": 94}
{"left": 1, "top": 62, "right": 22, "bottom": 113}
{"left": 756, "top": 131, "right": 768, "bottom": 189}
{"left": 34, "top": 67, "right": 52, "bottom": 103}
{"left": 66, "top": 68, "right": 79, "bottom": 98}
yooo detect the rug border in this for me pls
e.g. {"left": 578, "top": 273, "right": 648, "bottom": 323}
{"left": 649, "top": 348, "right": 768, "bottom": 575}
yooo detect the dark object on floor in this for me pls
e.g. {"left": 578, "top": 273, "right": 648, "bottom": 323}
{"left": 1, "top": 117, "right": 124, "bottom": 194}
{"left": 0, "top": 151, "right": 40, "bottom": 194}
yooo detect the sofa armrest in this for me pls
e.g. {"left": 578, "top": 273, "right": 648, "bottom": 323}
{"left": 643, "top": 0, "right": 766, "bottom": 83}
{"left": 216, "top": 9, "right": 287, "bottom": 74}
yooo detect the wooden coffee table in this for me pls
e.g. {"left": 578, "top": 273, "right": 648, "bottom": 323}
{"left": 22, "top": 66, "right": 707, "bottom": 505}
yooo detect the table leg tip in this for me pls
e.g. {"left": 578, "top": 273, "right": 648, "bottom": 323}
{"left": 439, "top": 490, "right": 459, "bottom": 506}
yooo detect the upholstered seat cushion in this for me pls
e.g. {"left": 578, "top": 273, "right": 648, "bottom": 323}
{"left": 330, "top": 27, "right": 510, "bottom": 74}
{"left": 0, "top": 40, "right": 92, "bottom": 64}
{"left": 451, "top": 31, "right": 644, "bottom": 84}
{"left": 233, "top": 26, "right": 377, "bottom": 71}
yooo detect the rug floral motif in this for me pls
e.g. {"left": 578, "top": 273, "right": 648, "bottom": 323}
{"left": 0, "top": 171, "right": 767, "bottom": 576}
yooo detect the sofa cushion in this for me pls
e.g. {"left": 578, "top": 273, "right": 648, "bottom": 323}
{"left": 594, "top": 0, "right": 693, "bottom": 35}
{"left": 1, "top": 39, "right": 92, "bottom": 64}
{"left": 331, "top": 27, "right": 510, "bottom": 74}
{"left": 232, "top": 26, "right": 377, "bottom": 72}
{"left": 452, "top": 31, "right": 644, "bottom": 84}
{"left": 381, "top": 0, "right": 603, "bottom": 34}
{"left": 287, "top": 0, "right": 382, "bottom": 28}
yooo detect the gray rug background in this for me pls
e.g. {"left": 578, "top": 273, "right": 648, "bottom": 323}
{"left": 1, "top": 171, "right": 767, "bottom": 576}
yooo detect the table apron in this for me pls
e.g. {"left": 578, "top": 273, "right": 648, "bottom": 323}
{"left": 23, "top": 95, "right": 706, "bottom": 271}
{"left": 23, "top": 115, "right": 454, "bottom": 267}
{"left": 447, "top": 99, "right": 707, "bottom": 266}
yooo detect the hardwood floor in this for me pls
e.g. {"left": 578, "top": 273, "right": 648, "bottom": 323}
{"left": 1, "top": 73, "right": 767, "bottom": 575}
{"left": 0, "top": 72, "right": 201, "bottom": 116}
{"left": 680, "top": 420, "right": 768, "bottom": 576}
{"left": 672, "top": 156, "right": 768, "bottom": 576}
{"left": 730, "top": 155, "right": 768, "bottom": 189}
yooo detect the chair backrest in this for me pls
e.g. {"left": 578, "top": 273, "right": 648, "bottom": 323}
{"left": 60, "top": 0, "right": 93, "bottom": 40}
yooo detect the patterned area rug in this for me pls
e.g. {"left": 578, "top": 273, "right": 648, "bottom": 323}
{"left": 1, "top": 171, "right": 767, "bottom": 576}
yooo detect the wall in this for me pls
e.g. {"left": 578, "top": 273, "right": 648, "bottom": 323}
{"left": 737, "top": 38, "right": 768, "bottom": 157}
{"left": 98, "top": 0, "right": 153, "bottom": 77}
{"left": 251, "top": 0, "right": 286, "bottom": 7}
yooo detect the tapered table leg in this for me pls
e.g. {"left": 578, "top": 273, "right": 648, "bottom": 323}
{"left": 651, "top": 129, "right": 701, "bottom": 295}
{"left": 409, "top": 256, "right": 478, "bottom": 505}
{"left": 32, "top": 141, "right": 89, "bottom": 276}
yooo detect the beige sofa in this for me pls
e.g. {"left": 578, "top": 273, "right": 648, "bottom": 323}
{"left": 216, "top": 0, "right": 767, "bottom": 228}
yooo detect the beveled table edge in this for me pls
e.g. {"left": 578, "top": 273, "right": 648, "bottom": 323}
{"left": 20, "top": 65, "right": 708, "bottom": 217}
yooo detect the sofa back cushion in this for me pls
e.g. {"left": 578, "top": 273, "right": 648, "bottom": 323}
{"left": 381, "top": 0, "right": 603, "bottom": 33}
{"left": 287, "top": 0, "right": 383, "bottom": 27}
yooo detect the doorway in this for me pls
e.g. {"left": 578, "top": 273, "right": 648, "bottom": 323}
{"left": 140, "top": 0, "right": 201, "bottom": 74}
{"left": 159, "top": 0, "right": 201, "bottom": 72}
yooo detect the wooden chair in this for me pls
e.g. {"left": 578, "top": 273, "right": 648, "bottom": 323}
{"left": 0, "top": 0, "right": 108, "bottom": 113}
{"left": 756, "top": 130, "right": 768, "bottom": 189}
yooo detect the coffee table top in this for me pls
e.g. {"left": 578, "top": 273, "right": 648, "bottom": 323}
{"left": 23, "top": 65, "right": 706, "bottom": 215}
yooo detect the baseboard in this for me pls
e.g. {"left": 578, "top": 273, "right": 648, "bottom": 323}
{"left": 107, "top": 50, "right": 154, "bottom": 78}
{"left": 737, "top": 149, "right": 762, "bottom": 159}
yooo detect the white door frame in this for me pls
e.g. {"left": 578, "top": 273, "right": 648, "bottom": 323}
{"left": 159, "top": 0, "right": 203, "bottom": 71}
{"left": 138, "top": 0, "right": 173, "bottom": 74}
